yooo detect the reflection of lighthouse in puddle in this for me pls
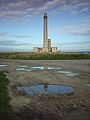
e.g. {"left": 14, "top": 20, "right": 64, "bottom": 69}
{"left": 44, "top": 84, "right": 48, "bottom": 93}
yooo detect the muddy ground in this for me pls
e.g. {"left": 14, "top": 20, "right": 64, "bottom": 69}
{"left": 0, "top": 59, "right": 90, "bottom": 120}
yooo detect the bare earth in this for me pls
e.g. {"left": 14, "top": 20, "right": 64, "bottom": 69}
{"left": 0, "top": 59, "right": 90, "bottom": 120}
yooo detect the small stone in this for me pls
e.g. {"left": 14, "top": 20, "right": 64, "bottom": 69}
{"left": 74, "top": 104, "right": 76, "bottom": 108}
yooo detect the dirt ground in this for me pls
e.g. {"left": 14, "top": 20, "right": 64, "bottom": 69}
{"left": 0, "top": 59, "right": 90, "bottom": 120}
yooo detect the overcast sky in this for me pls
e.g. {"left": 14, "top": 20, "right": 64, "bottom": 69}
{"left": 0, "top": 0, "right": 90, "bottom": 52}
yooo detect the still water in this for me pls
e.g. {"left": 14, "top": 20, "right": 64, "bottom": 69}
{"left": 0, "top": 64, "right": 7, "bottom": 67}
{"left": 16, "top": 68, "right": 32, "bottom": 72}
{"left": 31, "top": 66, "right": 62, "bottom": 70}
{"left": 83, "top": 84, "right": 90, "bottom": 87}
{"left": 17, "top": 84, "right": 74, "bottom": 96}
{"left": 58, "top": 70, "right": 79, "bottom": 77}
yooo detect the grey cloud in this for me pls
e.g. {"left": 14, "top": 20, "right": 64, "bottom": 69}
{"left": 0, "top": 39, "right": 19, "bottom": 46}
{"left": 0, "top": 32, "right": 8, "bottom": 36}
{"left": 0, "top": 46, "right": 17, "bottom": 52}
{"left": 57, "top": 0, "right": 90, "bottom": 15}
{"left": 0, "top": 46, "right": 32, "bottom": 52}
{"left": 13, "top": 35, "right": 34, "bottom": 38}
{"left": 0, "top": 38, "right": 40, "bottom": 52}
{"left": 53, "top": 21, "right": 90, "bottom": 36}
{"left": 0, "top": 32, "right": 34, "bottom": 39}
{"left": 71, "top": 30, "right": 90, "bottom": 36}
{"left": 0, "top": 0, "right": 50, "bottom": 18}
{"left": 0, "top": 47, "right": 32, "bottom": 52}
{"left": 80, "top": 8, "right": 88, "bottom": 12}
{"left": 0, "top": 0, "right": 90, "bottom": 20}
{"left": 0, "top": 39, "right": 36, "bottom": 47}
{"left": 60, "top": 41, "right": 90, "bottom": 46}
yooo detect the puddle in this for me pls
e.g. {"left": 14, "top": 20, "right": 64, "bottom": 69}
{"left": 16, "top": 66, "right": 79, "bottom": 76}
{"left": 16, "top": 68, "right": 32, "bottom": 72}
{"left": 65, "top": 73, "right": 79, "bottom": 77}
{"left": 31, "top": 66, "right": 45, "bottom": 70}
{"left": 16, "top": 68, "right": 25, "bottom": 71}
{"left": 25, "top": 69, "right": 32, "bottom": 72}
{"left": 31, "top": 66, "right": 62, "bottom": 70}
{"left": 17, "top": 84, "right": 74, "bottom": 96}
{"left": 58, "top": 71, "right": 72, "bottom": 74}
{"left": 83, "top": 84, "right": 90, "bottom": 87}
{"left": 0, "top": 64, "right": 7, "bottom": 67}
{"left": 19, "top": 66, "right": 28, "bottom": 68}
{"left": 47, "top": 67, "right": 62, "bottom": 70}
{"left": 58, "top": 70, "right": 79, "bottom": 77}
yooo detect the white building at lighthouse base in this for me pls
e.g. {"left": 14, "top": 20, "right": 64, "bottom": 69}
{"left": 33, "top": 38, "right": 57, "bottom": 53}
{"left": 33, "top": 47, "right": 57, "bottom": 53}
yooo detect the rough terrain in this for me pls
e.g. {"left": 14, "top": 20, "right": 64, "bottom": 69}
{"left": 0, "top": 59, "right": 90, "bottom": 120}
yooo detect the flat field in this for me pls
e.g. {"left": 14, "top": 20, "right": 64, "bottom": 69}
{"left": 0, "top": 59, "right": 90, "bottom": 120}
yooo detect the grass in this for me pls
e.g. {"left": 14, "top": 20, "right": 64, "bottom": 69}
{"left": 14, "top": 54, "right": 90, "bottom": 60}
{"left": 0, "top": 52, "right": 90, "bottom": 60}
{"left": 0, "top": 72, "right": 15, "bottom": 120}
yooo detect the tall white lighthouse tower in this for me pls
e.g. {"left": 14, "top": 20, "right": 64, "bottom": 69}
{"left": 33, "top": 13, "right": 58, "bottom": 53}
{"left": 43, "top": 13, "right": 48, "bottom": 52}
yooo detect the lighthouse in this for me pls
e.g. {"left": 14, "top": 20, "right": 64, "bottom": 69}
{"left": 43, "top": 13, "right": 48, "bottom": 51}
{"left": 33, "top": 13, "right": 58, "bottom": 53}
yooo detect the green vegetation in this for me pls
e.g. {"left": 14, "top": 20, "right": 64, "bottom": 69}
{"left": 0, "top": 72, "right": 14, "bottom": 120}
{"left": 0, "top": 52, "right": 90, "bottom": 60}
{"left": 15, "top": 54, "right": 90, "bottom": 60}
